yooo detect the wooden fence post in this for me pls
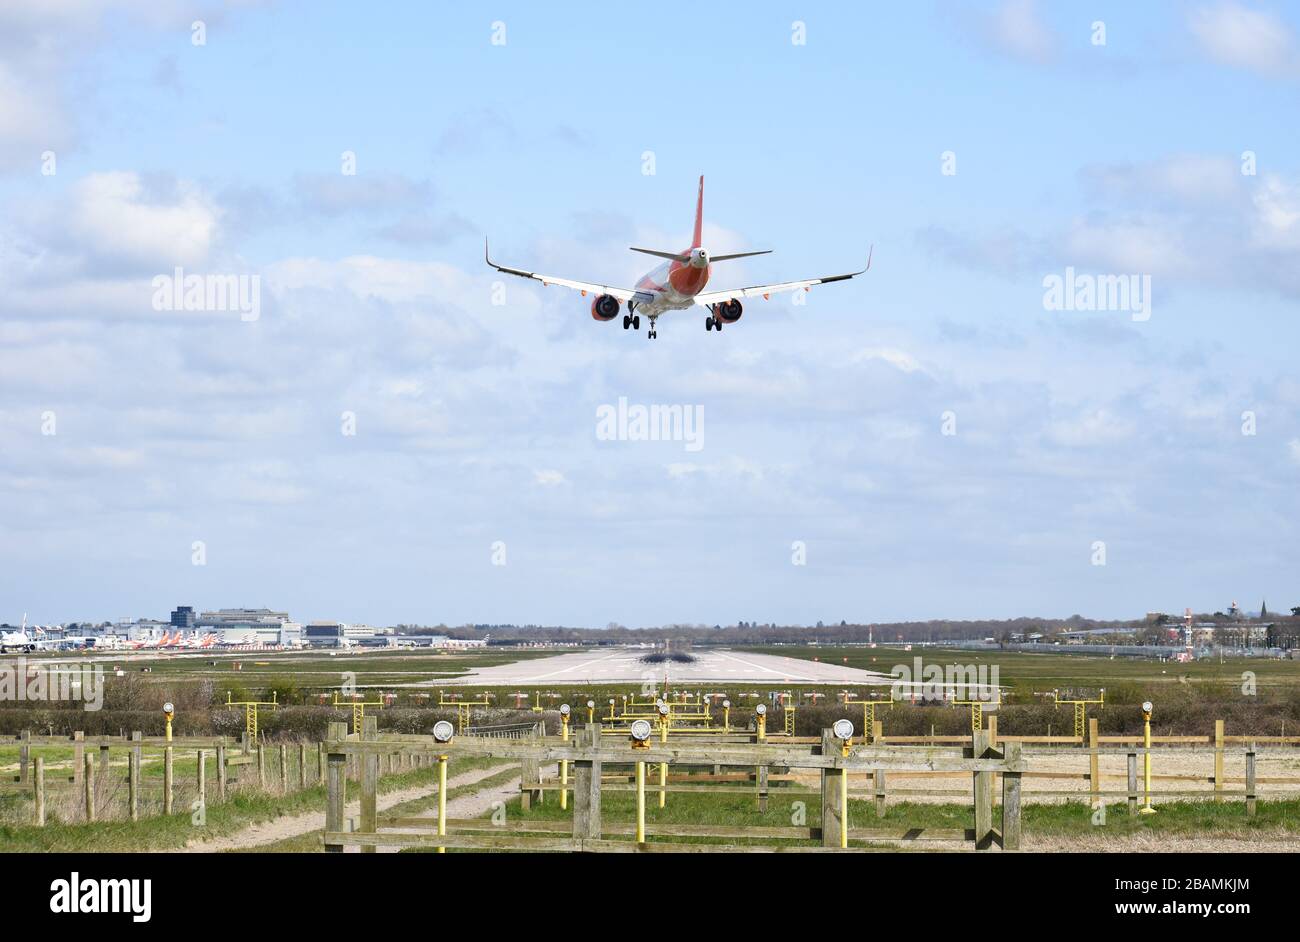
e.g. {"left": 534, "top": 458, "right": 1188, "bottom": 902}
{"left": 324, "top": 721, "right": 348, "bottom": 852}
{"left": 1088, "top": 718, "right": 1100, "bottom": 805}
{"left": 84, "top": 754, "right": 95, "bottom": 822}
{"left": 360, "top": 715, "right": 378, "bottom": 854}
{"left": 1001, "top": 741, "right": 1022, "bottom": 851}
{"left": 19, "top": 730, "right": 30, "bottom": 785}
{"left": 1126, "top": 751, "right": 1138, "bottom": 816}
{"left": 216, "top": 744, "right": 227, "bottom": 801}
{"left": 874, "top": 767, "right": 887, "bottom": 818}
{"left": 279, "top": 743, "right": 289, "bottom": 795}
{"left": 33, "top": 756, "right": 45, "bottom": 826}
{"left": 73, "top": 731, "right": 85, "bottom": 790}
{"left": 131, "top": 731, "right": 143, "bottom": 800}
{"left": 573, "top": 725, "right": 603, "bottom": 841}
{"left": 97, "top": 744, "right": 110, "bottom": 810}
{"left": 871, "top": 719, "right": 883, "bottom": 745}
{"left": 257, "top": 742, "right": 266, "bottom": 789}
{"left": 196, "top": 748, "right": 206, "bottom": 814}
{"left": 820, "top": 729, "right": 844, "bottom": 848}
{"left": 318, "top": 742, "right": 325, "bottom": 784}
{"left": 987, "top": 714, "right": 998, "bottom": 748}
{"left": 1245, "top": 745, "right": 1256, "bottom": 818}
{"left": 972, "top": 728, "right": 993, "bottom": 850}
{"left": 1214, "top": 719, "right": 1224, "bottom": 801}
{"left": 520, "top": 723, "right": 541, "bottom": 811}
{"left": 164, "top": 745, "right": 174, "bottom": 815}
{"left": 129, "top": 733, "right": 141, "bottom": 822}
{"left": 756, "top": 763, "right": 769, "bottom": 813}
{"left": 299, "top": 743, "right": 307, "bottom": 790}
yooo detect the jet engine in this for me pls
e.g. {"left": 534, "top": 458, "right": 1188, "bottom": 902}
{"left": 713, "top": 298, "right": 743, "bottom": 323}
{"left": 590, "top": 294, "right": 621, "bottom": 321}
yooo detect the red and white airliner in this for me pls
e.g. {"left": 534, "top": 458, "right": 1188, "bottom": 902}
{"left": 486, "top": 176, "right": 871, "bottom": 339}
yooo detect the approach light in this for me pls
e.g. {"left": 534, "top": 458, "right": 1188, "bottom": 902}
{"left": 586, "top": 700, "right": 595, "bottom": 709}
{"left": 755, "top": 703, "right": 767, "bottom": 716}
{"left": 722, "top": 700, "right": 730, "bottom": 709}
{"left": 162, "top": 702, "right": 175, "bottom": 716}
{"left": 833, "top": 719, "right": 854, "bottom": 742}
{"left": 1142, "top": 701, "right": 1153, "bottom": 715}
{"left": 658, "top": 702, "right": 670, "bottom": 716}
{"left": 559, "top": 703, "right": 571, "bottom": 716}
{"left": 630, "top": 719, "right": 652, "bottom": 742}
{"left": 432, "top": 720, "right": 455, "bottom": 743}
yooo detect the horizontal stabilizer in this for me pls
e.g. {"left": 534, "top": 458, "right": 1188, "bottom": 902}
{"left": 629, "top": 247, "right": 689, "bottom": 262}
{"left": 710, "top": 250, "right": 773, "bottom": 262}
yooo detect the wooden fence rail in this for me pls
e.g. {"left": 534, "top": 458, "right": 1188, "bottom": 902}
{"left": 323, "top": 724, "right": 1025, "bottom": 853}
{"left": 1, "top": 730, "right": 420, "bottom": 827}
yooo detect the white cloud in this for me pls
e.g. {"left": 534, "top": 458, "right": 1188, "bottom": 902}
{"left": 1252, "top": 175, "right": 1300, "bottom": 250}
{"left": 66, "top": 172, "right": 219, "bottom": 269}
{"left": 534, "top": 469, "right": 567, "bottom": 486}
{"left": 1188, "top": 2, "right": 1300, "bottom": 77}
{"left": 848, "top": 346, "right": 925, "bottom": 374}
{"left": 983, "top": 0, "right": 1057, "bottom": 64}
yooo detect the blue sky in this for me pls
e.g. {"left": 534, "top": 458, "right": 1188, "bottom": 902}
{"left": 1, "top": 1, "right": 1298, "bottom": 627}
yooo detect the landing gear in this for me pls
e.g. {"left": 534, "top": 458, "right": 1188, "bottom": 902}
{"left": 647, "top": 315, "right": 658, "bottom": 339}
{"left": 623, "top": 314, "right": 630, "bottom": 329}
{"left": 633, "top": 315, "right": 640, "bottom": 330}
{"left": 705, "top": 316, "right": 714, "bottom": 331}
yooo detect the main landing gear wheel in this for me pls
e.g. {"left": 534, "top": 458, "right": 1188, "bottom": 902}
{"left": 623, "top": 314, "right": 630, "bottom": 329}
{"left": 705, "top": 316, "right": 714, "bottom": 331}
{"left": 633, "top": 315, "right": 640, "bottom": 330}
{"left": 715, "top": 318, "right": 723, "bottom": 331}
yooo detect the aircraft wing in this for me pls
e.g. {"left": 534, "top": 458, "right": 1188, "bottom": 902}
{"left": 486, "top": 240, "right": 650, "bottom": 303}
{"left": 694, "top": 246, "right": 872, "bottom": 307}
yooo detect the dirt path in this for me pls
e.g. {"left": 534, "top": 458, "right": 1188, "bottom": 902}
{"left": 177, "top": 763, "right": 512, "bottom": 853}
{"left": 1025, "top": 828, "right": 1300, "bottom": 853}
{"left": 366, "top": 763, "right": 556, "bottom": 853}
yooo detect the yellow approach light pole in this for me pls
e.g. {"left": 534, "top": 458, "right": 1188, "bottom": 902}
{"left": 1140, "top": 701, "right": 1157, "bottom": 815}
{"left": 432, "top": 721, "right": 455, "bottom": 853}
{"left": 630, "top": 720, "right": 652, "bottom": 845}
{"left": 833, "top": 718, "right": 854, "bottom": 849}
{"left": 559, "top": 704, "right": 571, "bottom": 811}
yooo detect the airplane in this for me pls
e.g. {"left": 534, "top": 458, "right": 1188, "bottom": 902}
{"left": 1, "top": 614, "right": 45, "bottom": 654}
{"left": 485, "top": 176, "right": 871, "bottom": 339}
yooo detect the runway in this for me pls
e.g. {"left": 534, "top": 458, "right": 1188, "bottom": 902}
{"left": 437, "top": 647, "right": 894, "bottom": 687}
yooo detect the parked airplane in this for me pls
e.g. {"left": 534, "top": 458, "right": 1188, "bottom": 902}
{"left": 1, "top": 615, "right": 45, "bottom": 654}
{"left": 486, "top": 176, "right": 871, "bottom": 339}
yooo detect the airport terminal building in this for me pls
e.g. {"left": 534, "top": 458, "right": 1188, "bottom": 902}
{"left": 195, "top": 608, "right": 302, "bottom": 646}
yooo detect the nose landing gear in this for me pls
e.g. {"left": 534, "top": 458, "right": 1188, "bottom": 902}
{"left": 647, "top": 315, "right": 658, "bottom": 339}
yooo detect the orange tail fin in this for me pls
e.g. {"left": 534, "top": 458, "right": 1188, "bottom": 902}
{"left": 692, "top": 175, "right": 704, "bottom": 248}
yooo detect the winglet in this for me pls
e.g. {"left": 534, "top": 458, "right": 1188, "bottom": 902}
{"left": 692, "top": 175, "right": 704, "bottom": 248}
{"left": 864, "top": 243, "right": 873, "bottom": 273}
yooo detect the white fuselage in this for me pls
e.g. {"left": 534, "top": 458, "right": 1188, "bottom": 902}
{"left": 633, "top": 249, "right": 711, "bottom": 318}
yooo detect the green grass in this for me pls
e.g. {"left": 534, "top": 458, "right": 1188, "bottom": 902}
{"left": 0, "top": 755, "right": 498, "bottom": 852}
{"left": 240, "top": 761, "right": 519, "bottom": 853}
{"left": 487, "top": 779, "right": 1300, "bottom": 848}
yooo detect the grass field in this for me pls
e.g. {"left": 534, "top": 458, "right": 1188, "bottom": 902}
{"left": 489, "top": 780, "right": 1300, "bottom": 850}
{"left": 0, "top": 753, "right": 504, "bottom": 852}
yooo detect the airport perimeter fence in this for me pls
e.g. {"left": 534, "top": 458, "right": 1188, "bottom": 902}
{"left": 0, "top": 729, "right": 435, "bottom": 828}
